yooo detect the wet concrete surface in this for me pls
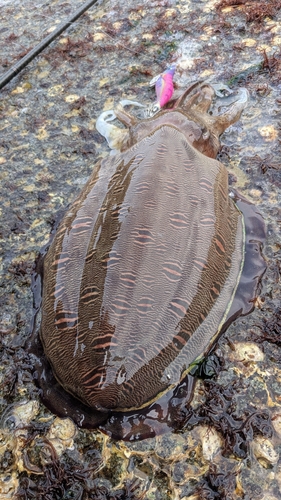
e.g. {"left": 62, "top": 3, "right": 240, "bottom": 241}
{"left": 0, "top": 0, "right": 281, "bottom": 498}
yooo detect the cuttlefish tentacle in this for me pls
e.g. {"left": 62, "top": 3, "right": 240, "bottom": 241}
{"left": 96, "top": 110, "right": 127, "bottom": 150}
{"left": 185, "top": 84, "right": 215, "bottom": 114}
{"left": 96, "top": 100, "right": 145, "bottom": 149}
{"left": 210, "top": 87, "right": 249, "bottom": 135}
{"left": 115, "top": 100, "right": 145, "bottom": 128}
{"left": 176, "top": 84, "right": 248, "bottom": 137}
{"left": 172, "top": 81, "right": 204, "bottom": 109}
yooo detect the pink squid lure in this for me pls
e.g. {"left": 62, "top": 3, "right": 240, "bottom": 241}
{"left": 154, "top": 64, "right": 176, "bottom": 108}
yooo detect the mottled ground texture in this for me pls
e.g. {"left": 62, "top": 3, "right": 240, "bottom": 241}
{"left": 0, "top": 0, "right": 281, "bottom": 498}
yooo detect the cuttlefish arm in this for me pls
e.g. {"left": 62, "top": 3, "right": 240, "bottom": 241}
{"left": 211, "top": 87, "right": 249, "bottom": 135}
{"left": 96, "top": 100, "right": 145, "bottom": 150}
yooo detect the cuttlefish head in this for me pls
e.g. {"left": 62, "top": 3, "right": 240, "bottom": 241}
{"left": 96, "top": 82, "right": 248, "bottom": 158}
